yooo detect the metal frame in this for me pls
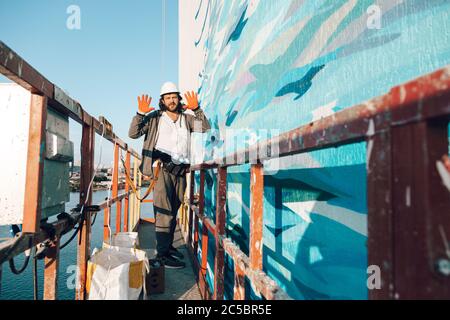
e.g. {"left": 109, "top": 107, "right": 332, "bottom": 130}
{"left": 22, "top": 94, "right": 47, "bottom": 233}
{"left": 0, "top": 41, "right": 143, "bottom": 300}
{"left": 75, "top": 113, "right": 95, "bottom": 300}
{"left": 186, "top": 171, "right": 290, "bottom": 300}
{"left": 113, "top": 144, "right": 121, "bottom": 234}
{"left": 124, "top": 151, "right": 131, "bottom": 232}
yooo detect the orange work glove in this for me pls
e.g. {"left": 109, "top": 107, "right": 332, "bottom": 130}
{"left": 183, "top": 91, "right": 199, "bottom": 110}
{"left": 137, "top": 94, "right": 154, "bottom": 114}
{"left": 442, "top": 155, "right": 450, "bottom": 173}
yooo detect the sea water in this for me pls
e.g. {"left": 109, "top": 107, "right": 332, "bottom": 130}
{"left": 0, "top": 190, "right": 154, "bottom": 300}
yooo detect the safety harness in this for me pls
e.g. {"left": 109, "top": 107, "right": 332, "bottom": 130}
{"left": 120, "top": 157, "right": 162, "bottom": 201}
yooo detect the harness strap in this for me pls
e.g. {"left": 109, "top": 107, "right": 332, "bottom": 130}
{"left": 120, "top": 157, "right": 162, "bottom": 202}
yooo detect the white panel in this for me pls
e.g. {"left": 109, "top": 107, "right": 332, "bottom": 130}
{"left": 178, "top": 0, "right": 205, "bottom": 94}
{"left": 0, "top": 83, "right": 30, "bottom": 225}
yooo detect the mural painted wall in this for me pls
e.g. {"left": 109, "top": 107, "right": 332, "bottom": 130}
{"left": 179, "top": 0, "right": 450, "bottom": 300}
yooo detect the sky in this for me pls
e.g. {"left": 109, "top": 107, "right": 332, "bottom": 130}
{"left": 0, "top": 0, "right": 179, "bottom": 168}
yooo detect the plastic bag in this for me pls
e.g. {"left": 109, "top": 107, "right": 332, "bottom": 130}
{"left": 111, "top": 232, "right": 139, "bottom": 248}
{"left": 86, "top": 246, "right": 149, "bottom": 300}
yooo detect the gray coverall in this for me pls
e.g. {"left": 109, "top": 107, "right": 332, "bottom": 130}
{"left": 128, "top": 107, "right": 210, "bottom": 257}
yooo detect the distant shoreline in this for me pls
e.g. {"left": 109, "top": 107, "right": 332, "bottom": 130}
{"left": 70, "top": 185, "right": 111, "bottom": 192}
{"left": 70, "top": 182, "right": 150, "bottom": 193}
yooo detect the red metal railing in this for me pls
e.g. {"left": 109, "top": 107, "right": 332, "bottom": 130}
{"left": 0, "top": 41, "right": 144, "bottom": 300}
{"left": 182, "top": 65, "right": 450, "bottom": 300}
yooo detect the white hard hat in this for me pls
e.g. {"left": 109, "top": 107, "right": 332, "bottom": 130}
{"left": 160, "top": 82, "right": 179, "bottom": 96}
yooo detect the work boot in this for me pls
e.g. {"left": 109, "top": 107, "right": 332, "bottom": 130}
{"left": 158, "top": 254, "right": 186, "bottom": 269}
{"left": 169, "top": 245, "right": 185, "bottom": 260}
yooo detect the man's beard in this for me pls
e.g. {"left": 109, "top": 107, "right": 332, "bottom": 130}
{"left": 166, "top": 103, "right": 177, "bottom": 111}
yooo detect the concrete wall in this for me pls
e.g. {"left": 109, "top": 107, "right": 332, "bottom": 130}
{"left": 179, "top": 0, "right": 450, "bottom": 299}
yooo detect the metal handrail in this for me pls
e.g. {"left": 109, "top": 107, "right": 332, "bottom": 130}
{"left": 0, "top": 40, "right": 144, "bottom": 299}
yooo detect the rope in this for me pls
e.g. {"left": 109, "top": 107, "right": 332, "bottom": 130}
{"left": 91, "top": 210, "right": 98, "bottom": 226}
{"left": 89, "top": 122, "right": 106, "bottom": 226}
{"left": 105, "top": 144, "right": 115, "bottom": 245}
{"left": 59, "top": 224, "right": 79, "bottom": 250}
{"left": 8, "top": 253, "right": 30, "bottom": 275}
{"left": 60, "top": 122, "right": 106, "bottom": 250}
{"left": 120, "top": 155, "right": 162, "bottom": 202}
{"left": 76, "top": 121, "right": 106, "bottom": 243}
{"left": 161, "top": 0, "right": 166, "bottom": 77}
{"left": 8, "top": 238, "right": 33, "bottom": 275}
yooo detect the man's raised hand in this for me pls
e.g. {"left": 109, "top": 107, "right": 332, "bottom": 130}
{"left": 183, "top": 91, "right": 199, "bottom": 110}
{"left": 137, "top": 94, "right": 155, "bottom": 114}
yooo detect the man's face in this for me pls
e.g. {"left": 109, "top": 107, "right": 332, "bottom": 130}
{"left": 162, "top": 93, "right": 179, "bottom": 112}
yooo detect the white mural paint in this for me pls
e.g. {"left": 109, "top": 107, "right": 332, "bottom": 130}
{"left": 284, "top": 201, "right": 367, "bottom": 236}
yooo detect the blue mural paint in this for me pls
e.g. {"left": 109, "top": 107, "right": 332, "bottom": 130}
{"left": 293, "top": 278, "right": 331, "bottom": 300}
{"left": 183, "top": 0, "right": 450, "bottom": 300}
{"left": 225, "top": 99, "right": 239, "bottom": 126}
{"left": 266, "top": 224, "right": 296, "bottom": 238}
{"left": 195, "top": 0, "right": 210, "bottom": 47}
{"left": 195, "top": 0, "right": 204, "bottom": 20}
{"left": 275, "top": 64, "right": 325, "bottom": 100}
{"left": 225, "top": 110, "right": 238, "bottom": 127}
{"left": 226, "top": 6, "right": 249, "bottom": 45}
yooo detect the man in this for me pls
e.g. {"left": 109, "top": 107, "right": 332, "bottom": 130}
{"left": 128, "top": 82, "right": 210, "bottom": 268}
